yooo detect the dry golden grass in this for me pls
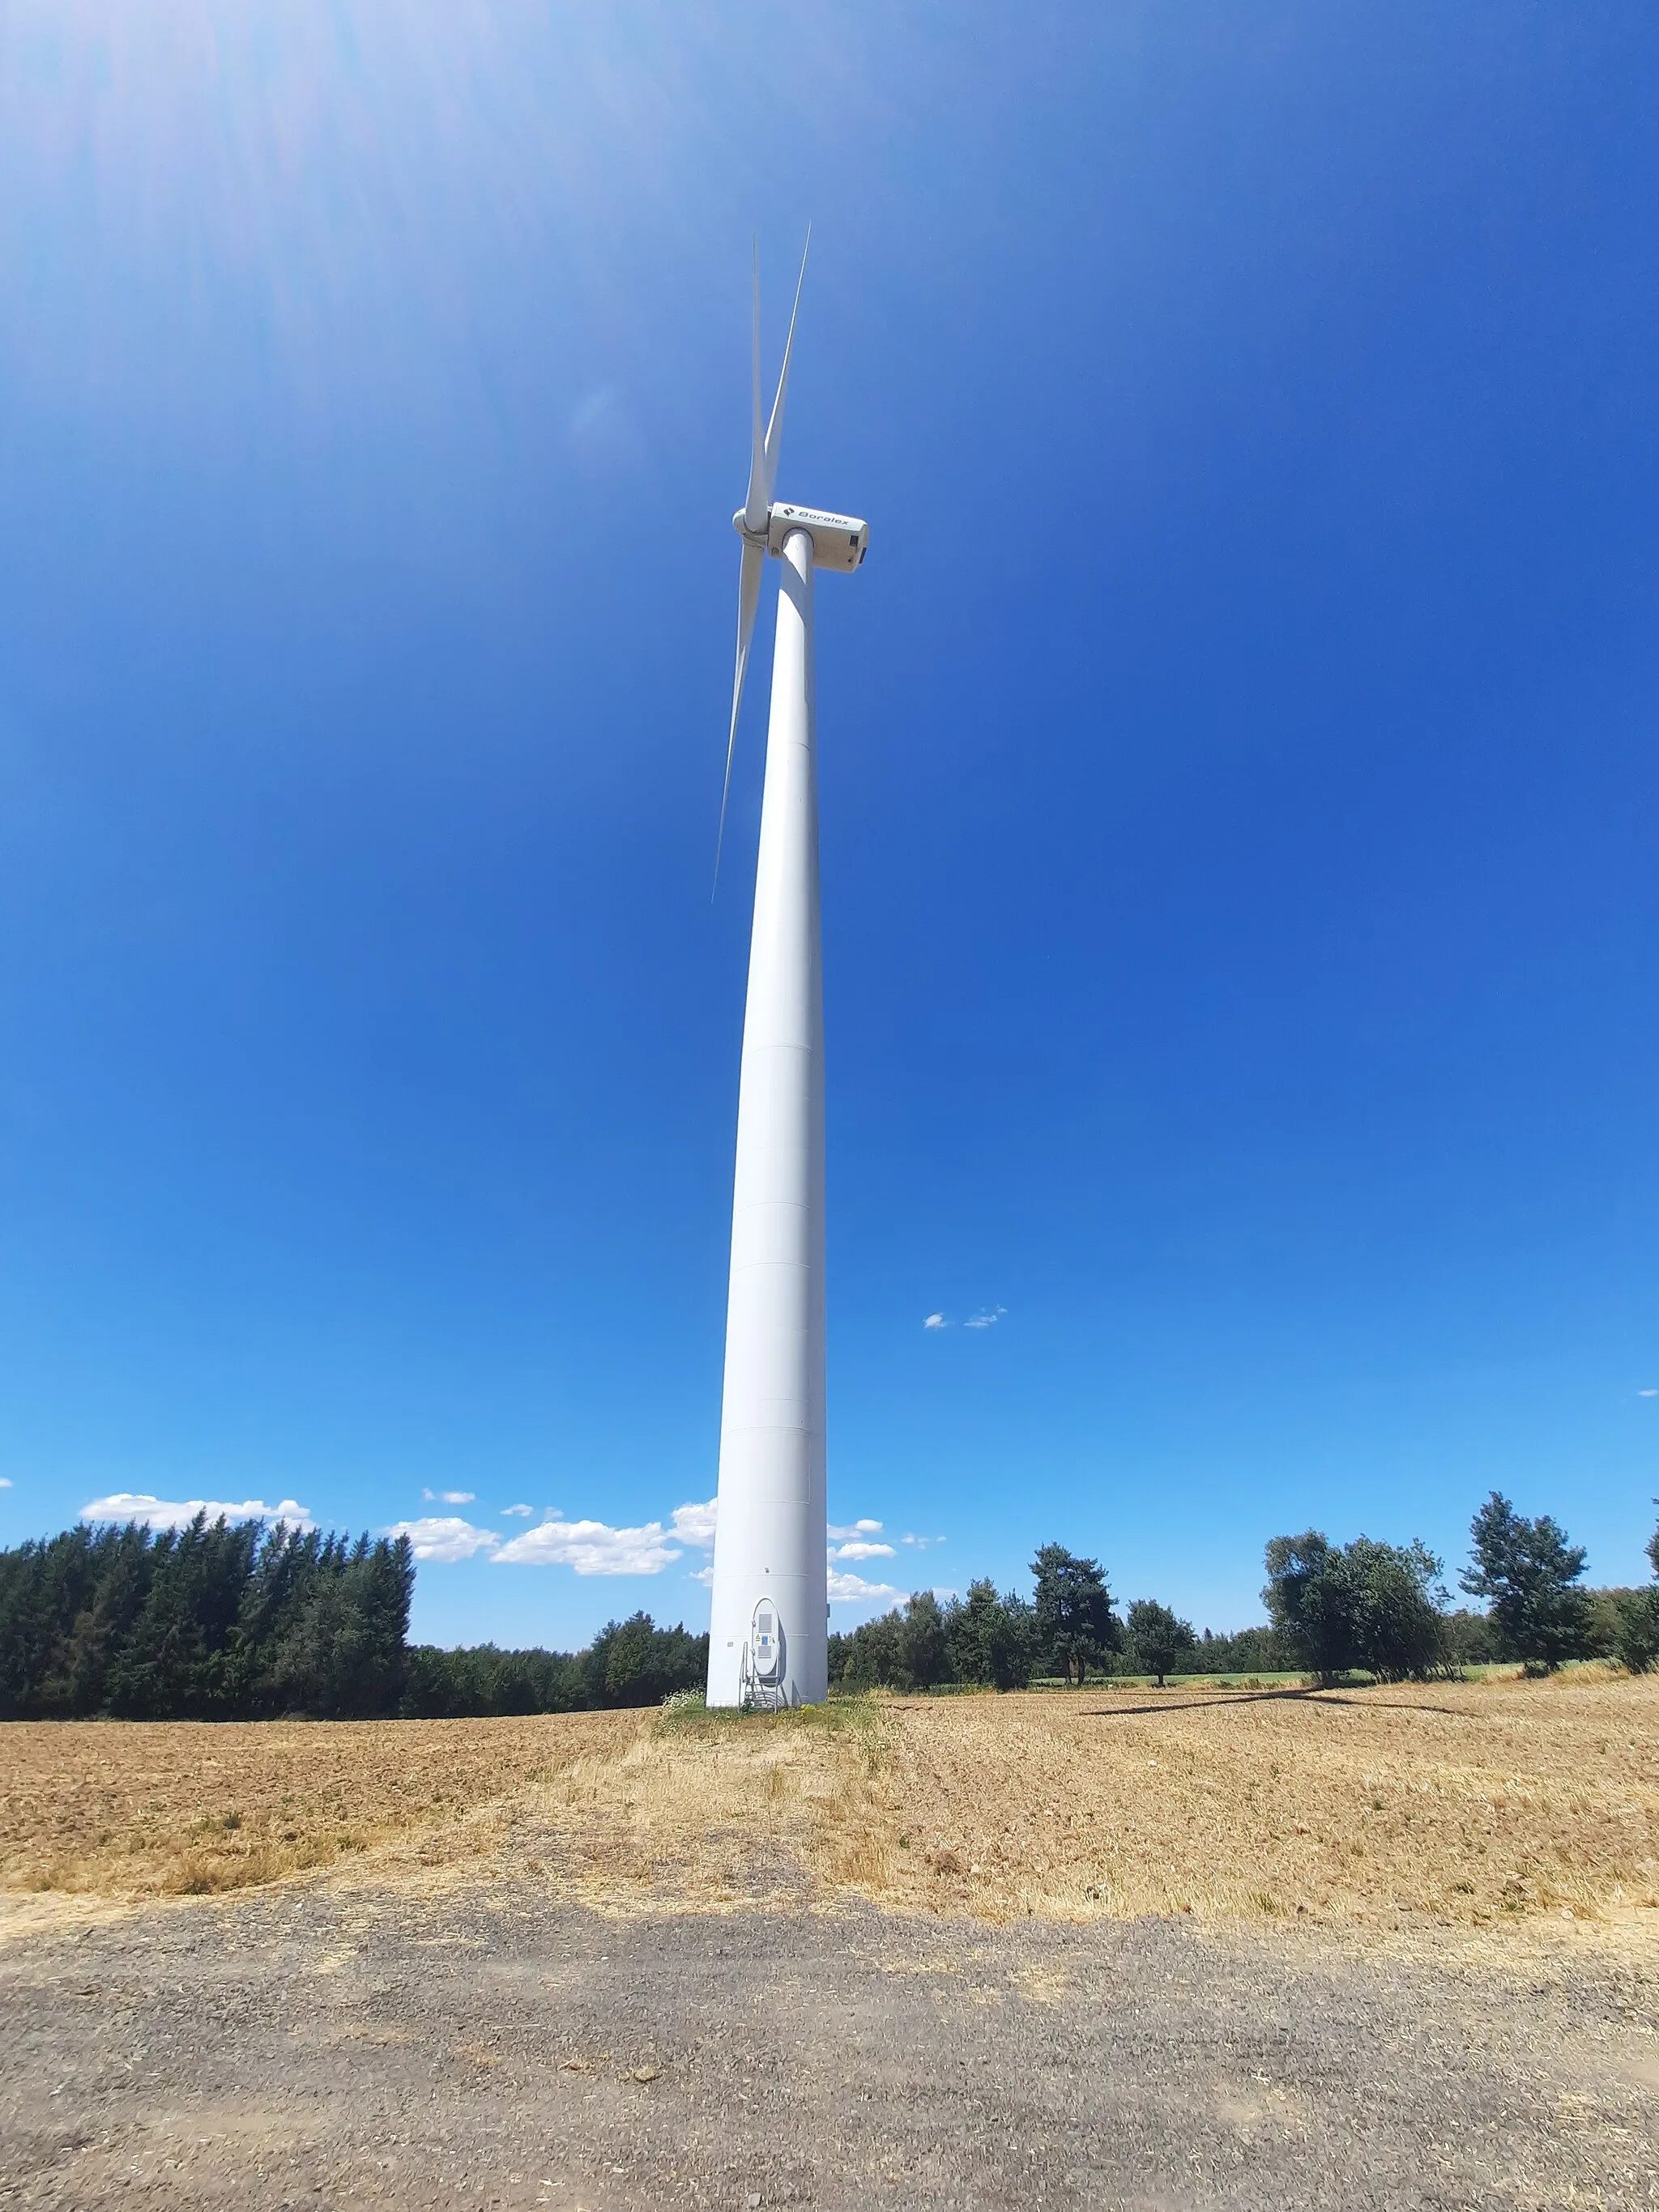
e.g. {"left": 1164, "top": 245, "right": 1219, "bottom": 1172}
{"left": 0, "top": 1711, "right": 633, "bottom": 1903}
{"left": 4, "top": 1673, "right": 1657, "bottom": 1949}
{"left": 493, "top": 1696, "right": 894, "bottom": 1911}
{"left": 877, "top": 1673, "right": 1659, "bottom": 1933}
{"left": 0, "top": 1703, "right": 885, "bottom": 1918}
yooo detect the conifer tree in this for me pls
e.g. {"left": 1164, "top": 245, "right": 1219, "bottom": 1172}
{"left": 1461, "top": 1493, "right": 1593, "bottom": 1674}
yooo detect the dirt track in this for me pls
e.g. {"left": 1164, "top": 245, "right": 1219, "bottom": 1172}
{"left": 3, "top": 1873, "right": 1657, "bottom": 2210}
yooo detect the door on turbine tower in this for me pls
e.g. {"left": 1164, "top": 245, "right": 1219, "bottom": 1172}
{"left": 751, "top": 1598, "right": 783, "bottom": 1685}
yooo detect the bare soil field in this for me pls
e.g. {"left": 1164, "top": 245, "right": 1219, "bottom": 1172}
{"left": 883, "top": 1671, "right": 1659, "bottom": 1934}
{"left": 0, "top": 1711, "right": 635, "bottom": 1903}
{"left": 2, "top": 1670, "right": 1656, "bottom": 1946}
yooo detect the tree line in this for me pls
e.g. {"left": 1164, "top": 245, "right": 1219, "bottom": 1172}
{"left": 830, "top": 1494, "right": 1659, "bottom": 1691}
{"left": 2, "top": 1488, "right": 1654, "bottom": 1720}
{"left": 0, "top": 1513, "right": 705, "bottom": 1721}
{"left": 401, "top": 1613, "right": 706, "bottom": 1716}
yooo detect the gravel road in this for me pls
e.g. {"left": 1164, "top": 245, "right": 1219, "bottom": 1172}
{"left": 2, "top": 1876, "right": 1655, "bottom": 2210}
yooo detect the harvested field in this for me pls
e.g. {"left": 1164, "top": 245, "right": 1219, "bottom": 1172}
{"left": 3, "top": 1672, "right": 1656, "bottom": 1948}
{"left": 880, "top": 1672, "right": 1659, "bottom": 1934}
{"left": 0, "top": 1711, "right": 633, "bottom": 1900}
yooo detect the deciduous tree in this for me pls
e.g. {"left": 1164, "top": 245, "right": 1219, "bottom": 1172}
{"left": 1124, "top": 1599, "right": 1196, "bottom": 1687}
{"left": 1265, "top": 1532, "right": 1450, "bottom": 1685}
{"left": 1262, "top": 1532, "right": 1353, "bottom": 1685}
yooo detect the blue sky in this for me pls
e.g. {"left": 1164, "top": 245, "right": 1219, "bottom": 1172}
{"left": 1, "top": 4, "right": 1656, "bottom": 1648}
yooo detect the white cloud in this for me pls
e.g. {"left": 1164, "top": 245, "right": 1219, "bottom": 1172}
{"left": 1640, "top": 1389, "right": 1657, "bottom": 1399}
{"left": 0, "top": 1477, "right": 11, "bottom": 1489}
{"left": 385, "top": 1516, "right": 501, "bottom": 1562}
{"left": 901, "top": 1533, "right": 945, "bottom": 1549}
{"left": 923, "top": 1312, "right": 948, "bottom": 1330}
{"left": 389, "top": 1496, "right": 714, "bottom": 1576}
{"left": 962, "top": 1306, "right": 1007, "bottom": 1329}
{"left": 81, "top": 1492, "right": 316, "bottom": 1531}
{"left": 671, "top": 1498, "right": 718, "bottom": 1549}
{"left": 399, "top": 1493, "right": 905, "bottom": 1580}
{"left": 828, "top": 1569, "right": 903, "bottom": 1606}
{"left": 495, "top": 1515, "right": 682, "bottom": 1575}
{"left": 424, "top": 1488, "right": 476, "bottom": 1504}
{"left": 829, "top": 1519, "right": 892, "bottom": 1559}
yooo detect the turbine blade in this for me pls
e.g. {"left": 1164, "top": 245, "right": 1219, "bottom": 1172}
{"left": 741, "top": 240, "right": 768, "bottom": 532}
{"left": 714, "top": 538, "right": 765, "bottom": 897}
{"left": 761, "top": 226, "right": 809, "bottom": 506}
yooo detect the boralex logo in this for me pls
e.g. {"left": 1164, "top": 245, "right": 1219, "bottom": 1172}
{"left": 778, "top": 504, "right": 859, "bottom": 531}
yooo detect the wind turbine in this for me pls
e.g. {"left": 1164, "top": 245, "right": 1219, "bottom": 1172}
{"left": 706, "top": 238, "right": 868, "bottom": 1711}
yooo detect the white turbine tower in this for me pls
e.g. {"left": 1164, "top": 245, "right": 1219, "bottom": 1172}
{"left": 706, "top": 239, "right": 868, "bottom": 1710}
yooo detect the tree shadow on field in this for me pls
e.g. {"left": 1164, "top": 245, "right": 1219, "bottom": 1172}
{"left": 1081, "top": 1688, "right": 1316, "bottom": 1720}
{"left": 1082, "top": 1687, "right": 1491, "bottom": 1723}
{"left": 1309, "top": 1692, "right": 1494, "bottom": 1722}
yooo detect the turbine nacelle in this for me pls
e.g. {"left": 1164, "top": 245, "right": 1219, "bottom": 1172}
{"left": 715, "top": 232, "right": 869, "bottom": 892}
{"left": 731, "top": 501, "right": 869, "bottom": 575}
